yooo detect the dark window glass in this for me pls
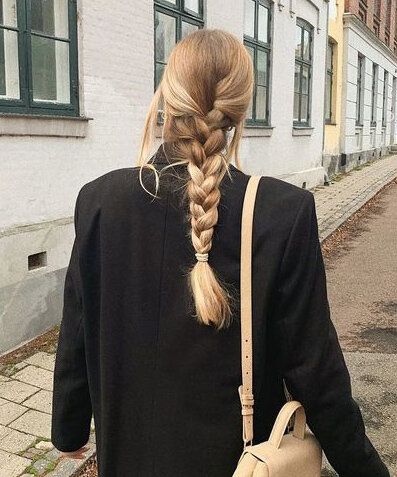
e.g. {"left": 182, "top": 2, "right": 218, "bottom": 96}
{"left": 0, "top": 0, "right": 79, "bottom": 116}
{"left": 154, "top": 0, "right": 204, "bottom": 90}
{"left": 356, "top": 54, "right": 364, "bottom": 125}
{"left": 325, "top": 40, "right": 334, "bottom": 123}
{"left": 293, "top": 20, "right": 313, "bottom": 126}
{"left": 243, "top": 0, "right": 272, "bottom": 126}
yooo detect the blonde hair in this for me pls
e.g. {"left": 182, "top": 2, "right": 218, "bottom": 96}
{"left": 137, "top": 29, "right": 254, "bottom": 329}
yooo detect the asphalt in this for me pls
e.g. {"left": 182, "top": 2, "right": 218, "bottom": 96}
{"left": 323, "top": 181, "right": 397, "bottom": 476}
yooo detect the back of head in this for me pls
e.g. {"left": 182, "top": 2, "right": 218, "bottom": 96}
{"left": 138, "top": 29, "right": 254, "bottom": 329}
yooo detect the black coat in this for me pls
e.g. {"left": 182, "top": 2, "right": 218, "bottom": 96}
{"left": 52, "top": 144, "right": 389, "bottom": 477}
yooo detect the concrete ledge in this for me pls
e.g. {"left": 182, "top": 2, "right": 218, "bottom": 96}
{"left": 243, "top": 126, "right": 274, "bottom": 137}
{"left": 292, "top": 126, "right": 314, "bottom": 137}
{"left": 0, "top": 113, "right": 92, "bottom": 138}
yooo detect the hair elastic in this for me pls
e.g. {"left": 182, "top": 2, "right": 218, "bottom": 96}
{"left": 195, "top": 252, "right": 209, "bottom": 262}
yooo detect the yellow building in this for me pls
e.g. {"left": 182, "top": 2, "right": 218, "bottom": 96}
{"left": 323, "top": 0, "right": 344, "bottom": 177}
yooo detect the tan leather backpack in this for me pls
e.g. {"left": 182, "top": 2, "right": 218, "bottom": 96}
{"left": 232, "top": 176, "right": 323, "bottom": 477}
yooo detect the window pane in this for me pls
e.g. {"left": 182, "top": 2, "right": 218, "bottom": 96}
{"left": 293, "top": 92, "right": 300, "bottom": 121}
{"left": 245, "top": 45, "right": 254, "bottom": 119}
{"left": 182, "top": 21, "right": 198, "bottom": 38}
{"left": 301, "top": 65, "right": 309, "bottom": 94}
{"left": 258, "top": 4, "right": 269, "bottom": 43}
{"left": 327, "top": 41, "right": 333, "bottom": 70}
{"left": 325, "top": 73, "right": 331, "bottom": 120}
{"left": 256, "top": 85, "right": 267, "bottom": 120}
{"left": 155, "top": 62, "right": 165, "bottom": 88}
{"left": 295, "top": 26, "right": 302, "bottom": 58}
{"left": 303, "top": 29, "right": 311, "bottom": 61}
{"left": 257, "top": 49, "right": 267, "bottom": 86}
{"left": 155, "top": 12, "right": 176, "bottom": 63}
{"left": 32, "top": 35, "right": 70, "bottom": 103}
{"left": 0, "top": 0, "right": 17, "bottom": 27}
{"left": 301, "top": 94, "right": 309, "bottom": 122}
{"left": 294, "top": 63, "right": 300, "bottom": 93}
{"left": 244, "top": 0, "right": 255, "bottom": 38}
{"left": 184, "top": 0, "right": 199, "bottom": 13}
{"left": 0, "top": 28, "right": 19, "bottom": 98}
{"left": 31, "top": 0, "right": 69, "bottom": 39}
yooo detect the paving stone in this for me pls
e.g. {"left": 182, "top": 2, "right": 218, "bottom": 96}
{"left": 35, "top": 439, "right": 54, "bottom": 451}
{"left": 0, "top": 426, "right": 36, "bottom": 453}
{"left": 0, "top": 376, "right": 10, "bottom": 383}
{"left": 24, "top": 389, "right": 52, "bottom": 414}
{"left": 14, "top": 362, "right": 28, "bottom": 372}
{"left": 0, "top": 380, "right": 38, "bottom": 404}
{"left": 13, "top": 366, "right": 53, "bottom": 391}
{"left": 10, "top": 410, "right": 51, "bottom": 439}
{"left": 45, "top": 447, "right": 62, "bottom": 462}
{"left": 45, "top": 441, "right": 96, "bottom": 477}
{"left": 24, "top": 352, "right": 56, "bottom": 372}
{"left": 0, "top": 449, "right": 30, "bottom": 477}
{"left": 0, "top": 398, "right": 27, "bottom": 425}
{"left": 32, "top": 458, "right": 52, "bottom": 475}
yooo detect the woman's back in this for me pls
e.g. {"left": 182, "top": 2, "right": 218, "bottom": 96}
{"left": 52, "top": 29, "right": 389, "bottom": 477}
{"left": 52, "top": 146, "right": 389, "bottom": 476}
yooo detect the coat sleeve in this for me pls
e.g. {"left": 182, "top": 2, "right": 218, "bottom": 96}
{"left": 272, "top": 191, "right": 389, "bottom": 477}
{"left": 51, "top": 189, "right": 92, "bottom": 452}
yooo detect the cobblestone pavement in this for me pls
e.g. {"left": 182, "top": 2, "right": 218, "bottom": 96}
{"left": 1, "top": 154, "right": 397, "bottom": 477}
{"left": 313, "top": 153, "right": 397, "bottom": 241}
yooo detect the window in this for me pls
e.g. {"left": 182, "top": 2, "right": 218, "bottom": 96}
{"left": 371, "top": 63, "right": 378, "bottom": 126}
{"left": 0, "top": 0, "right": 79, "bottom": 116}
{"left": 382, "top": 70, "right": 388, "bottom": 127}
{"left": 325, "top": 39, "right": 334, "bottom": 124}
{"left": 356, "top": 54, "right": 364, "bottom": 125}
{"left": 294, "top": 19, "right": 313, "bottom": 126}
{"left": 154, "top": 0, "right": 204, "bottom": 89}
{"left": 243, "top": 0, "right": 272, "bottom": 126}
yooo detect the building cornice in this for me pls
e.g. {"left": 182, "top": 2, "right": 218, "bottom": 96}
{"left": 343, "top": 13, "right": 397, "bottom": 64}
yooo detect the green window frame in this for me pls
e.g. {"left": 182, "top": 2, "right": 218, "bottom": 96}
{"left": 243, "top": 0, "right": 272, "bottom": 126}
{"left": 382, "top": 69, "right": 388, "bottom": 128}
{"left": 371, "top": 62, "right": 378, "bottom": 126}
{"left": 356, "top": 53, "right": 364, "bottom": 126}
{"left": 294, "top": 19, "right": 313, "bottom": 127}
{"left": 0, "top": 0, "right": 79, "bottom": 116}
{"left": 325, "top": 39, "right": 334, "bottom": 124}
{"left": 154, "top": 0, "right": 204, "bottom": 90}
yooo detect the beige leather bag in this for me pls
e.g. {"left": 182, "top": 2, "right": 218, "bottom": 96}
{"left": 232, "top": 176, "right": 322, "bottom": 477}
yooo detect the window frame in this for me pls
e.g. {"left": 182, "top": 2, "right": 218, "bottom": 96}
{"left": 371, "top": 62, "right": 379, "bottom": 127}
{"left": 382, "top": 69, "right": 388, "bottom": 128}
{"left": 154, "top": 0, "right": 204, "bottom": 91}
{"left": 356, "top": 53, "right": 364, "bottom": 126}
{"left": 0, "top": 0, "right": 79, "bottom": 117}
{"left": 325, "top": 39, "right": 334, "bottom": 125}
{"left": 243, "top": 0, "right": 272, "bottom": 127}
{"left": 293, "top": 18, "right": 313, "bottom": 127}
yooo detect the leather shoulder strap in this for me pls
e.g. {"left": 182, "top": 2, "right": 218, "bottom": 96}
{"left": 239, "top": 175, "right": 261, "bottom": 447}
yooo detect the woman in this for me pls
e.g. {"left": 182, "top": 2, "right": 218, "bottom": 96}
{"left": 51, "top": 30, "right": 389, "bottom": 476}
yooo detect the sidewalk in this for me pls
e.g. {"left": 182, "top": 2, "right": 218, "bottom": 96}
{"left": 1, "top": 154, "right": 397, "bottom": 477}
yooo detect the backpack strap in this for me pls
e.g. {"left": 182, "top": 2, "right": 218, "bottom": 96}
{"left": 239, "top": 175, "right": 261, "bottom": 447}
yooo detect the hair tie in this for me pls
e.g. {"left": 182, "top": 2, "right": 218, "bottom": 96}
{"left": 195, "top": 252, "right": 209, "bottom": 262}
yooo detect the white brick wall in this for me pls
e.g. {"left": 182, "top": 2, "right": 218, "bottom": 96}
{"left": 0, "top": 0, "right": 329, "bottom": 353}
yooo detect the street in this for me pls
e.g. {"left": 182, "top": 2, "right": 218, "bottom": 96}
{"left": 323, "top": 179, "right": 397, "bottom": 475}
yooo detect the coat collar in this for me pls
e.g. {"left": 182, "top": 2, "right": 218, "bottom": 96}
{"left": 150, "top": 143, "right": 175, "bottom": 165}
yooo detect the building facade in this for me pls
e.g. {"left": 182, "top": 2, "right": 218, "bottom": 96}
{"left": 0, "top": 0, "right": 329, "bottom": 354}
{"left": 324, "top": 0, "right": 397, "bottom": 176}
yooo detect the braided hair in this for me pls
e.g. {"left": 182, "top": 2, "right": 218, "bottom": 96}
{"left": 138, "top": 29, "right": 254, "bottom": 328}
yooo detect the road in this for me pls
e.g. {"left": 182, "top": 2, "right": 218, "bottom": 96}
{"left": 323, "top": 180, "right": 397, "bottom": 476}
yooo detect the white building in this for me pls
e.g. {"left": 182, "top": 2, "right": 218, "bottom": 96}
{"left": 340, "top": 13, "right": 397, "bottom": 169}
{"left": 0, "top": 0, "right": 329, "bottom": 354}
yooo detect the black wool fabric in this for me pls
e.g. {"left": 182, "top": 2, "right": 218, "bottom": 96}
{"left": 52, "top": 144, "right": 390, "bottom": 477}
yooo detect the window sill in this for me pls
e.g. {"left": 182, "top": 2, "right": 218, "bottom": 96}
{"left": 243, "top": 126, "right": 274, "bottom": 137}
{"left": 0, "top": 113, "right": 92, "bottom": 138}
{"left": 292, "top": 126, "right": 314, "bottom": 137}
